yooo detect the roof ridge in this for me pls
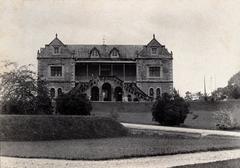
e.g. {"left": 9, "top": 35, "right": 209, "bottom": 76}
{"left": 66, "top": 44, "right": 144, "bottom": 46}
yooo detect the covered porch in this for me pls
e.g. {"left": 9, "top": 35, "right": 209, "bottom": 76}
{"left": 75, "top": 62, "right": 137, "bottom": 82}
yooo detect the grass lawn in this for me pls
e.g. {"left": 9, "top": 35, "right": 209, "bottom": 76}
{"left": 174, "top": 158, "right": 240, "bottom": 168}
{"left": 93, "top": 110, "right": 218, "bottom": 129}
{"left": 1, "top": 134, "right": 240, "bottom": 160}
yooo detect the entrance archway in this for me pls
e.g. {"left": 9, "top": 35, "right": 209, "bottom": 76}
{"left": 114, "top": 87, "right": 123, "bottom": 101}
{"left": 102, "top": 83, "right": 112, "bottom": 101}
{"left": 91, "top": 86, "right": 99, "bottom": 101}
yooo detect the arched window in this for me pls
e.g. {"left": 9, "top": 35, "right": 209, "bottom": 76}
{"left": 52, "top": 46, "right": 61, "bottom": 54}
{"left": 54, "top": 47, "right": 59, "bottom": 54}
{"left": 110, "top": 48, "right": 119, "bottom": 58}
{"left": 57, "top": 88, "right": 62, "bottom": 96}
{"left": 91, "top": 86, "right": 99, "bottom": 101}
{"left": 50, "top": 88, "right": 55, "bottom": 98}
{"left": 90, "top": 48, "right": 100, "bottom": 57}
{"left": 149, "top": 88, "right": 154, "bottom": 97}
{"left": 156, "top": 88, "right": 161, "bottom": 98}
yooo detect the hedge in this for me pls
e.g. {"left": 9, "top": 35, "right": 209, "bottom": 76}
{"left": 0, "top": 115, "right": 128, "bottom": 141}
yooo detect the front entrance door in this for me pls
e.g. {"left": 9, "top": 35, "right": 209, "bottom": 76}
{"left": 91, "top": 86, "right": 99, "bottom": 101}
{"left": 114, "top": 87, "right": 123, "bottom": 101}
{"left": 102, "top": 83, "right": 112, "bottom": 101}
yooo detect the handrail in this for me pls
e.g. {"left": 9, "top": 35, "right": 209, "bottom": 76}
{"left": 70, "top": 75, "right": 152, "bottom": 101}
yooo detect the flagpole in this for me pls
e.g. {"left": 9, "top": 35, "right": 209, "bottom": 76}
{"left": 204, "top": 76, "right": 207, "bottom": 101}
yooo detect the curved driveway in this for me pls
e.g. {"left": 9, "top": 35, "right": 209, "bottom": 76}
{"left": 122, "top": 123, "right": 240, "bottom": 137}
{"left": 2, "top": 149, "right": 240, "bottom": 168}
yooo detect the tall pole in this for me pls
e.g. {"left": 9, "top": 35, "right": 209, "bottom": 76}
{"left": 214, "top": 74, "right": 216, "bottom": 91}
{"left": 204, "top": 76, "right": 207, "bottom": 101}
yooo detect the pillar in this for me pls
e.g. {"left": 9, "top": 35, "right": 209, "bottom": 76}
{"left": 86, "top": 64, "right": 89, "bottom": 80}
{"left": 99, "top": 64, "right": 101, "bottom": 76}
{"left": 111, "top": 64, "right": 113, "bottom": 76}
{"left": 123, "top": 64, "right": 125, "bottom": 81}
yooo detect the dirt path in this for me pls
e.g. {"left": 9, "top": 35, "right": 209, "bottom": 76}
{"left": 2, "top": 149, "right": 240, "bottom": 168}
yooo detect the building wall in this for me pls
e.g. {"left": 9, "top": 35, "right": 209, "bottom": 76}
{"left": 38, "top": 58, "right": 75, "bottom": 97}
{"left": 136, "top": 59, "right": 172, "bottom": 81}
{"left": 137, "top": 82, "right": 173, "bottom": 97}
{"left": 37, "top": 36, "right": 173, "bottom": 101}
{"left": 136, "top": 58, "right": 173, "bottom": 96}
{"left": 38, "top": 43, "right": 75, "bottom": 96}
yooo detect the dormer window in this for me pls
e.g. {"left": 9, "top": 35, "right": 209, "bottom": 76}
{"left": 151, "top": 47, "right": 157, "bottom": 55}
{"left": 53, "top": 46, "right": 60, "bottom": 54}
{"left": 90, "top": 48, "right": 100, "bottom": 57}
{"left": 110, "top": 48, "right": 119, "bottom": 58}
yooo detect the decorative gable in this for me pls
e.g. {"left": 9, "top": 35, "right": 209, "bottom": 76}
{"left": 90, "top": 47, "right": 100, "bottom": 57}
{"left": 49, "top": 34, "right": 65, "bottom": 47}
{"left": 137, "top": 34, "right": 172, "bottom": 58}
{"left": 147, "top": 34, "right": 162, "bottom": 47}
{"left": 109, "top": 48, "right": 120, "bottom": 58}
{"left": 47, "top": 34, "right": 71, "bottom": 56}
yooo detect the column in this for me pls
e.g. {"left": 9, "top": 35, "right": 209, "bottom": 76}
{"left": 123, "top": 64, "right": 125, "bottom": 81}
{"left": 86, "top": 64, "right": 89, "bottom": 80}
{"left": 71, "top": 62, "right": 75, "bottom": 88}
{"left": 99, "top": 64, "right": 101, "bottom": 76}
{"left": 111, "top": 64, "right": 113, "bottom": 76}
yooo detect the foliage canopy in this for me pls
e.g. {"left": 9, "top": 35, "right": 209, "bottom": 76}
{"left": 152, "top": 92, "right": 190, "bottom": 126}
{"left": 0, "top": 61, "right": 52, "bottom": 114}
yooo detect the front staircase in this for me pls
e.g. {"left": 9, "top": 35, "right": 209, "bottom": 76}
{"left": 70, "top": 76, "right": 153, "bottom": 101}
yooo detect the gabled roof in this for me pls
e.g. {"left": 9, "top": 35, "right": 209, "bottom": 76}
{"left": 49, "top": 34, "right": 65, "bottom": 46}
{"left": 147, "top": 34, "right": 162, "bottom": 47}
{"left": 67, "top": 45, "right": 143, "bottom": 59}
{"left": 42, "top": 34, "right": 172, "bottom": 58}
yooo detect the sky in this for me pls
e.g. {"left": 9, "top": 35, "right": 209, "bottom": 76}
{"left": 0, "top": 0, "right": 240, "bottom": 95}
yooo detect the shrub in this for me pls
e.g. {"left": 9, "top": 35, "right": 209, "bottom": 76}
{"left": 2, "top": 100, "right": 35, "bottom": 115}
{"left": 214, "top": 103, "right": 240, "bottom": 130}
{"left": 152, "top": 93, "right": 190, "bottom": 126}
{"left": 56, "top": 93, "right": 92, "bottom": 115}
{"left": 0, "top": 115, "right": 128, "bottom": 141}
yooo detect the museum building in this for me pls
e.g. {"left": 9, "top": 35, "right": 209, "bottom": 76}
{"left": 37, "top": 34, "right": 173, "bottom": 101}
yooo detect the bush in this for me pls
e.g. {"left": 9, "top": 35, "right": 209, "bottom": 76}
{"left": 152, "top": 93, "right": 190, "bottom": 126}
{"left": 214, "top": 103, "right": 240, "bottom": 130}
{"left": 56, "top": 93, "right": 92, "bottom": 115}
{"left": 0, "top": 81, "right": 53, "bottom": 115}
{"left": 0, "top": 115, "right": 128, "bottom": 141}
{"left": 0, "top": 62, "right": 52, "bottom": 115}
{"left": 2, "top": 100, "right": 34, "bottom": 115}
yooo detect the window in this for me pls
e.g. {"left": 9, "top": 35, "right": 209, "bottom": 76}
{"left": 151, "top": 48, "right": 157, "bottom": 55}
{"left": 50, "top": 66, "right": 62, "bottom": 77}
{"left": 54, "top": 47, "right": 60, "bottom": 54}
{"left": 156, "top": 88, "right": 161, "bottom": 98}
{"left": 57, "top": 88, "right": 62, "bottom": 96}
{"left": 50, "top": 88, "right": 55, "bottom": 98}
{"left": 110, "top": 49, "right": 119, "bottom": 58}
{"left": 149, "top": 88, "right": 154, "bottom": 97}
{"left": 148, "top": 67, "right": 161, "bottom": 78}
{"left": 90, "top": 48, "right": 100, "bottom": 57}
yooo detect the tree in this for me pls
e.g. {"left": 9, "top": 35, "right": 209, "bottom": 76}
{"left": 185, "top": 91, "right": 192, "bottom": 101}
{"left": 34, "top": 80, "right": 53, "bottom": 114}
{"left": 152, "top": 93, "right": 190, "bottom": 126}
{"left": 227, "top": 84, "right": 240, "bottom": 99}
{"left": 0, "top": 61, "right": 52, "bottom": 114}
